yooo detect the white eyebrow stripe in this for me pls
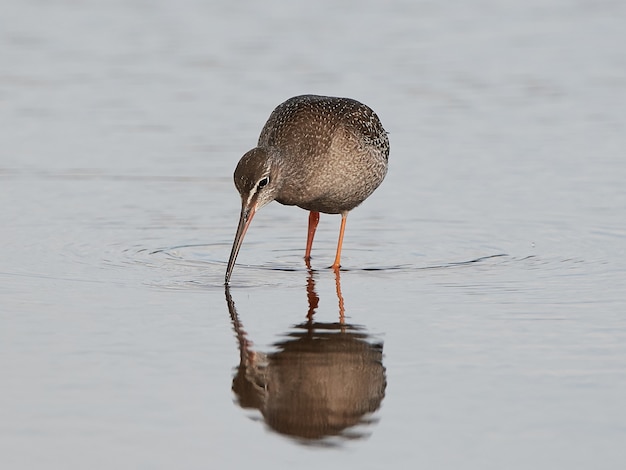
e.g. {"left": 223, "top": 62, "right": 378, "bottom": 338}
{"left": 244, "top": 174, "right": 268, "bottom": 207}
{"left": 245, "top": 189, "right": 257, "bottom": 207}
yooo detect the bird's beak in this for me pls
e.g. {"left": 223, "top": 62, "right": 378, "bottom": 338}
{"left": 225, "top": 201, "right": 257, "bottom": 285}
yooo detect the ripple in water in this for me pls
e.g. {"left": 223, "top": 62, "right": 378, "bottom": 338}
{"left": 107, "top": 240, "right": 597, "bottom": 292}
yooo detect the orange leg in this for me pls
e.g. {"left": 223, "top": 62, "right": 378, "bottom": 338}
{"left": 331, "top": 213, "right": 347, "bottom": 271}
{"left": 305, "top": 211, "right": 320, "bottom": 263}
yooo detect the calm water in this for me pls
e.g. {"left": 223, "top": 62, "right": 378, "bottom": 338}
{"left": 2, "top": 0, "right": 626, "bottom": 468}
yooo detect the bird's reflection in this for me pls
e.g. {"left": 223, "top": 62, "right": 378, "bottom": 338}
{"left": 225, "top": 270, "right": 386, "bottom": 443}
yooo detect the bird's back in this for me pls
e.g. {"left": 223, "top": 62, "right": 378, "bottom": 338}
{"left": 258, "top": 95, "right": 388, "bottom": 161}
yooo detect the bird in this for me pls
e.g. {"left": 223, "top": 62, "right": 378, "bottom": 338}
{"left": 225, "top": 94, "right": 389, "bottom": 285}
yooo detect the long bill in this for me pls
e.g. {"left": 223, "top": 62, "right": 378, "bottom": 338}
{"left": 225, "top": 203, "right": 256, "bottom": 285}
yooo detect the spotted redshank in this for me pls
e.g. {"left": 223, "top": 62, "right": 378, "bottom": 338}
{"left": 225, "top": 95, "right": 389, "bottom": 284}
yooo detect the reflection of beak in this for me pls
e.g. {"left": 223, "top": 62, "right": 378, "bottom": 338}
{"left": 225, "top": 201, "right": 257, "bottom": 285}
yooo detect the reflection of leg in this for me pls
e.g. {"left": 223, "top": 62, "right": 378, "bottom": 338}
{"left": 334, "top": 268, "right": 345, "bottom": 324}
{"left": 306, "top": 268, "right": 319, "bottom": 322}
{"left": 331, "top": 212, "right": 348, "bottom": 271}
{"left": 305, "top": 211, "right": 320, "bottom": 264}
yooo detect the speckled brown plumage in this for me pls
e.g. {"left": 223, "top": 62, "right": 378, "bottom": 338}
{"left": 226, "top": 95, "right": 389, "bottom": 284}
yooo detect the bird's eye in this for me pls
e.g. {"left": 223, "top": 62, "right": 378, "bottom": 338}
{"left": 258, "top": 177, "right": 269, "bottom": 189}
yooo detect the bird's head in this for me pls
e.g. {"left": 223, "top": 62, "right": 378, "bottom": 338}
{"left": 233, "top": 147, "right": 282, "bottom": 212}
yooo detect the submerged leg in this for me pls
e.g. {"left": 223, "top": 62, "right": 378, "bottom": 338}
{"left": 331, "top": 212, "right": 348, "bottom": 271}
{"left": 305, "top": 211, "right": 320, "bottom": 264}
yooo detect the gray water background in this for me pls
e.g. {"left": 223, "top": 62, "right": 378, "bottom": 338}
{"left": 2, "top": 0, "right": 626, "bottom": 468}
